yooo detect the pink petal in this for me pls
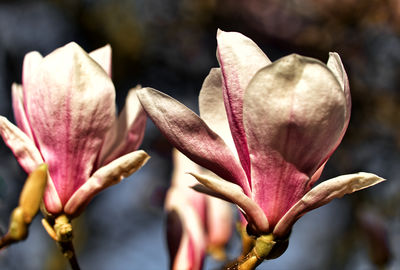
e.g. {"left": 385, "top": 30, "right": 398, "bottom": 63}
{"left": 21, "top": 51, "right": 42, "bottom": 140}
{"left": 89, "top": 44, "right": 112, "bottom": 77}
{"left": 191, "top": 183, "right": 234, "bottom": 203}
{"left": 189, "top": 172, "right": 269, "bottom": 234}
{"left": 23, "top": 42, "right": 116, "bottom": 206}
{"left": 206, "top": 196, "right": 233, "bottom": 249}
{"left": 43, "top": 173, "right": 63, "bottom": 214}
{"left": 296, "top": 53, "right": 352, "bottom": 188}
{"left": 172, "top": 149, "right": 233, "bottom": 252}
{"left": 306, "top": 161, "right": 327, "bottom": 190}
{"left": 243, "top": 54, "right": 347, "bottom": 227}
{"left": 22, "top": 51, "right": 43, "bottom": 93}
{"left": 167, "top": 149, "right": 207, "bottom": 269}
{"left": 0, "top": 116, "right": 44, "bottom": 173}
{"left": 64, "top": 150, "right": 149, "bottom": 216}
{"left": 273, "top": 173, "right": 385, "bottom": 238}
{"left": 0, "top": 117, "right": 63, "bottom": 214}
{"left": 166, "top": 188, "right": 206, "bottom": 270}
{"left": 217, "top": 29, "right": 271, "bottom": 182}
{"left": 198, "top": 68, "right": 236, "bottom": 156}
{"left": 97, "top": 86, "right": 147, "bottom": 166}
{"left": 137, "top": 88, "right": 250, "bottom": 194}
{"left": 170, "top": 149, "right": 207, "bottom": 222}
{"left": 11, "top": 83, "right": 34, "bottom": 140}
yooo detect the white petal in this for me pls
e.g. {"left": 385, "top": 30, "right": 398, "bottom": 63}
{"left": 273, "top": 172, "right": 385, "bottom": 238}
{"left": 64, "top": 150, "right": 150, "bottom": 216}
{"left": 137, "top": 87, "right": 250, "bottom": 194}
{"left": 189, "top": 172, "right": 269, "bottom": 233}
{"left": 0, "top": 116, "right": 43, "bottom": 173}
{"left": 98, "top": 86, "right": 147, "bottom": 165}
{"left": 89, "top": 44, "right": 112, "bottom": 77}
{"left": 198, "top": 68, "right": 236, "bottom": 155}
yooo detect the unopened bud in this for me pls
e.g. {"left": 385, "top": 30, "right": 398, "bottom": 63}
{"left": 8, "top": 207, "right": 28, "bottom": 240}
{"left": 19, "top": 164, "right": 48, "bottom": 223}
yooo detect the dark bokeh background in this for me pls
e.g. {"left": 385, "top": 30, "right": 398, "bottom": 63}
{"left": 0, "top": 0, "right": 399, "bottom": 269}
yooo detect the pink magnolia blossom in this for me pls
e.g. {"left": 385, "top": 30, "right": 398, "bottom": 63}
{"left": 137, "top": 30, "right": 384, "bottom": 239}
{"left": 166, "top": 149, "right": 232, "bottom": 270}
{"left": 0, "top": 42, "right": 149, "bottom": 217}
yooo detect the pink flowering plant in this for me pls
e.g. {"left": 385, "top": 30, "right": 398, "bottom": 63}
{"left": 0, "top": 28, "right": 386, "bottom": 270}
{"left": 137, "top": 30, "right": 384, "bottom": 268}
{"left": 0, "top": 42, "right": 149, "bottom": 266}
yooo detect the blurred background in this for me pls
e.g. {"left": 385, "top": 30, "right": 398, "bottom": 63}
{"left": 0, "top": 0, "right": 399, "bottom": 269}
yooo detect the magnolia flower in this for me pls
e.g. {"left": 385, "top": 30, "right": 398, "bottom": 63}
{"left": 0, "top": 42, "right": 149, "bottom": 218}
{"left": 166, "top": 149, "right": 232, "bottom": 270}
{"left": 137, "top": 30, "right": 384, "bottom": 239}
{"left": 166, "top": 149, "right": 207, "bottom": 270}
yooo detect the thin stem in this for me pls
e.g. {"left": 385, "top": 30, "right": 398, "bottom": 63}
{"left": 236, "top": 223, "right": 256, "bottom": 261}
{"left": 68, "top": 255, "right": 81, "bottom": 270}
{"left": 58, "top": 239, "right": 81, "bottom": 270}
{"left": 42, "top": 214, "right": 81, "bottom": 270}
{"left": 223, "top": 248, "right": 263, "bottom": 270}
{"left": 0, "top": 234, "right": 16, "bottom": 250}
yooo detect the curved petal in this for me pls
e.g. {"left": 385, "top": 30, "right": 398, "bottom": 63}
{"left": 166, "top": 189, "right": 207, "bottom": 270}
{"left": 300, "top": 53, "right": 352, "bottom": 189}
{"left": 170, "top": 149, "right": 206, "bottom": 222}
{"left": 273, "top": 172, "right": 385, "bottom": 238}
{"left": 12, "top": 83, "right": 34, "bottom": 140}
{"left": 89, "top": 44, "right": 112, "bottom": 77}
{"left": 64, "top": 150, "right": 150, "bottom": 216}
{"left": 22, "top": 51, "right": 43, "bottom": 92}
{"left": 327, "top": 53, "right": 351, "bottom": 142}
{"left": 21, "top": 51, "right": 42, "bottom": 142}
{"left": 189, "top": 172, "right": 269, "bottom": 234}
{"left": 23, "top": 42, "right": 116, "bottom": 205}
{"left": 0, "top": 117, "right": 63, "bottom": 215}
{"left": 98, "top": 86, "right": 147, "bottom": 166}
{"left": 217, "top": 29, "right": 271, "bottom": 182}
{"left": 198, "top": 68, "right": 236, "bottom": 156}
{"left": 171, "top": 148, "right": 202, "bottom": 188}
{"left": 327, "top": 53, "right": 351, "bottom": 114}
{"left": 306, "top": 161, "right": 327, "bottom": 190}
{"left": 243, "top": 54, "right": 347, "bottom": 227}
{"left": 42, "top": 173, "right": 63, "bottom": 214}
{"left": 137, "top": 88, "right": 250, "bottom": 194}
{"left": 167, "top": 149, "right": 207, "bottom": 269}
{"left": 206, "top": 196, "right": 233, "bottom": 254}
{"left": 0, "top": 116, "right": 44, "bottom": 173}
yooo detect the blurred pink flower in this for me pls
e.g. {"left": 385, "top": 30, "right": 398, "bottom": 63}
{"left": 137, "top": 30, "right": 384, "bottom": 238}
{"left": 165, "top": 149, "right": 232, "bottom": 270}
{"left": 0, "top": 42, "right": 149, "bottom": 217}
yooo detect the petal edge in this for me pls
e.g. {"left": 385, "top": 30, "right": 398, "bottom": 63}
{"left": 64, "top": 150, "right": 150, "bottom": 216}
{"left": 273, "top": 172, "right": 385, "bottom": 238}
{"left": 137, "top": 88, "right": 250, "bottom": 194}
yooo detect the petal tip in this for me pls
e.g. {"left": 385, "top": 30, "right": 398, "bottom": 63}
{"left": 355, "top": 172, "right": 386, "bottom": 188}
{"left": 138, "top": 150, "right": 151, "bottom": 164}
{"left": 37, "top": 163, "right": 48, "bottom": 172}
